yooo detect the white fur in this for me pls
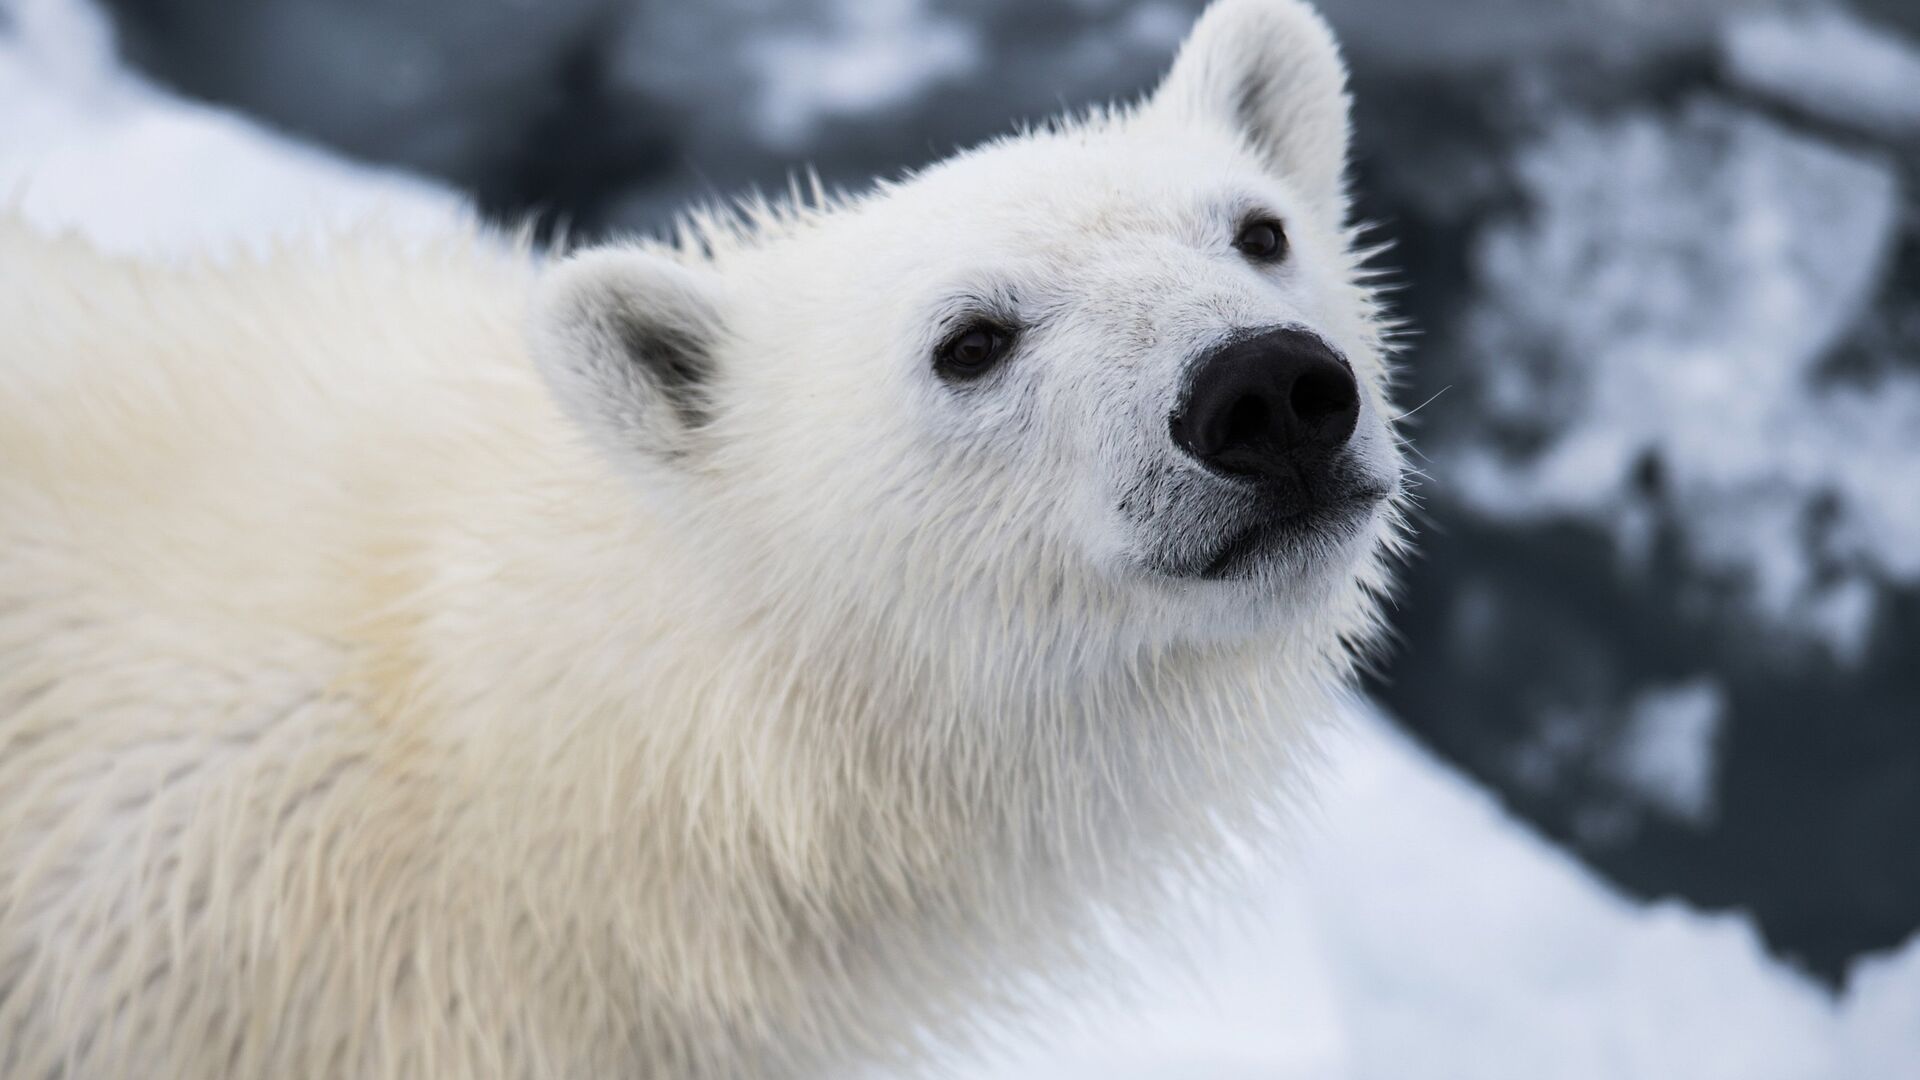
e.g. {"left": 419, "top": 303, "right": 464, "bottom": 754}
{"left": 0, "top": 2, "right": 1407, "bottom": 1076}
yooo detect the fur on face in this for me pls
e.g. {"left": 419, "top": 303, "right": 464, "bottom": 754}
{"left": 535, "top": 0, "right": 1406, "bottom": 655}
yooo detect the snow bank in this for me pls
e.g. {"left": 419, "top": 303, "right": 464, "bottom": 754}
{"left": 0, "top": 0, "right": 464, "bottom": 257}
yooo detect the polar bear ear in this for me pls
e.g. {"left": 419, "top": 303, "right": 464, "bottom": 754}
{"left": 531, "top": 246, "right": 726, "bottom": 466}
{"left": 1147, "top": 0, "right": 1352, "bottom": 216}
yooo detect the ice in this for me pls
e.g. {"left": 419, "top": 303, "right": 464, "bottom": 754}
{"left": 1451, "top": 99, "right": 1912, "bottom": 659}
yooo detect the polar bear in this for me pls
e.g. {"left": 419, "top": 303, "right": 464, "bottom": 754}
{"left": 0, "top": 0, "right": 1404, "bottom": 1076}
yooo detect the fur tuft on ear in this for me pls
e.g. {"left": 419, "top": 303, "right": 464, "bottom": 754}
{"left": 530, "top": 246, "right": 726, "bottom": 464}
{"left": 1148, "top": 0, "right": 1353, "bottom": 216}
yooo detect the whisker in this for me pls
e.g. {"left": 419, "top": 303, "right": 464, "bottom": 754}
{"left": 1388, "top": 385, "right": 1451, "bottom": 424}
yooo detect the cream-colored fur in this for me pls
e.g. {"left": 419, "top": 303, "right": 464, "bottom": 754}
{"left": 0, "top": 1, "right": 1405, "bottom": 1076}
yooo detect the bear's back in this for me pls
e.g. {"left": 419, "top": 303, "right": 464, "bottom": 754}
{"left": 0, "top": 218, "right": 580, "bottom": 1075}
{"left": 0, "top": 218, "right": 553, "bottom": 639}
{"left": 0, "top": 215, "right": 553, "bottom": 871}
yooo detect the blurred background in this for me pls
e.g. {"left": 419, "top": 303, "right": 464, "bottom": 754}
{"left": 3, "top": 0, "right": 1917, "bottom": 1073}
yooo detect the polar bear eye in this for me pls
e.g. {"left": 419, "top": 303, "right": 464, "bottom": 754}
{"left": 934, "top": 322, "right": 1013, "bottom": 382}
{"left": 1233, "top": 217, "right": 1288, "bottom": 263}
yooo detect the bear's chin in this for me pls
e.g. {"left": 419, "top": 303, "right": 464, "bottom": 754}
{"left": 1140, "top": 483, "right": 1390, "bottom": 586}
{"left": 1117, "top": 496, "right": 1389, "bottom": 651}
{"left": 1193, "top": 485, "right": 1391, "bottom": 582}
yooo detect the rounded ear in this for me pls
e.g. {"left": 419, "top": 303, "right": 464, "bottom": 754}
{"left": 1147, "top": 0, "right": 1353, "bottom": 217}
{"left": 530, "top": 245, "right": 726, "bottom": 466}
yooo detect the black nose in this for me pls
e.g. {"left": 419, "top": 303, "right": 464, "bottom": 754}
{"left": 1169, "top": 327, "right": 1360, "bottom": 481}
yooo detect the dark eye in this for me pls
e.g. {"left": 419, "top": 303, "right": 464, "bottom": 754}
{"left": 1233, "top": 217, "right": 1288, "bottom": 262}
{"left": 935, "top": 322, "right": 1012, "bottom": 381}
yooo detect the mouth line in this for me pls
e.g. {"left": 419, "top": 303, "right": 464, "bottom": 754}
{"left": 1197, "top": 486, "right": 1390, "bottom": 580}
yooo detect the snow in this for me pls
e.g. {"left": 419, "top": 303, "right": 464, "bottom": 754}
{"left": 0, "top": 0, "right": 464, "bottom": 258}
{"left": 1604, "top": 678, "right": 1725, "bottom": 828}
{"left": 975, "top": 707, "right": 1918, "bottom": 1080}
{"left": 1496, "top": 673, "right": 1732, "bottom": 847}
{"left": 745, "top": 0, "right": 981, "bottom": 148}
{"left": 1721, "top": 6, "right": 1920, "bottom": 138}
{"left": 1453, "top": 98, "right": 1915, "bottom": 661}
{"left": 5, "top": 4, "right": 1918, "bottom": 1076}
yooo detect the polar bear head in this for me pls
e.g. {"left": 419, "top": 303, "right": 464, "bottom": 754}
{"left": 533, "top": 0, "right": 1404, "bottom": 670}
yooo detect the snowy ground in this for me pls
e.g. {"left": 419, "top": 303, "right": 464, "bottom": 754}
{"left": 3, "top": 2, "right": 1915, "bottom": 1075}
{"left": 972, "top": 708, "right": 1920, "bottom": 1080}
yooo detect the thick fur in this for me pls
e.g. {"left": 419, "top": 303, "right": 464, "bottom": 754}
{"left": 0, "top": 1, "right": 1407, "bottom": 1076}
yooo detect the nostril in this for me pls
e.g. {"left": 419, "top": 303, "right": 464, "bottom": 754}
{"left": 1290, "top": 366, "right": 1358, "bottom": 439}
{"left": 1221, "top": 395, "right": 1270, "bottom": 453}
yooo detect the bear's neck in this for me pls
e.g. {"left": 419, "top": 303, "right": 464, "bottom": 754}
{"left": 380, "top": 426, "right": 1339, "bottom": 1072}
